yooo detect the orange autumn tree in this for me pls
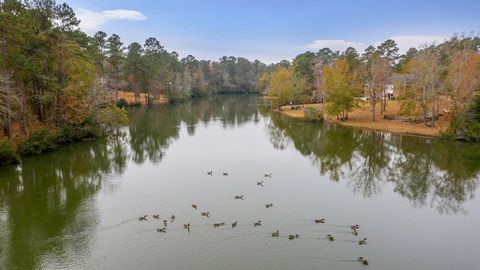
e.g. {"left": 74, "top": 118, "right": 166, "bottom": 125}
{"left": 446, "top": 49, "right": 480, "bottom": 137}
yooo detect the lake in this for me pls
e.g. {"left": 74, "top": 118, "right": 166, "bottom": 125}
{"left": 1, "top": 95, "right": 479, "bottom": 270}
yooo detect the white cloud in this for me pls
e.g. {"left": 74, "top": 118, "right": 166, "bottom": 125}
{"left": 305, "top": 35, "right": 449, "bottom": 54}
{"left": 75, "top": 8, "right": 147, "bottom": 34}
{"left": 305, "top": 39, "right": 366, "bottom": 52}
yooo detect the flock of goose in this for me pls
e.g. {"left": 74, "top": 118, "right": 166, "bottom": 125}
{"left": 137, "top": 171, "right": 370, "bottom": 266}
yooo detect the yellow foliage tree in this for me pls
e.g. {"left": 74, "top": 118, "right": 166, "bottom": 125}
{"left": 269, "top": 67, "right": 294, "bottom": 106}
{"left": 257, "top": 72, "right": 270, "bottom": 94}
{"left": 323, "top": 59, "right": 361, "bottom": 119}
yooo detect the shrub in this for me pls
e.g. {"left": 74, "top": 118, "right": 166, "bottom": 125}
{"left": 0, "top": 140, "right": 20, "bottom": 165}
{"left": 448, "top": 95, "right": 480, "bottom": 141}
{"left": 304, "top": 107, "right": 324, "bottom": 122}
{"left": 19, "top": 129, "right": 59, "bottom": 155}
{"left": 57, "top": 124, "right": 99, "bottom": 144}
{"left": 464, "top": 121, "right": 480, "bottom": 142}
{"left": 117, "top": 98, "right": 128, "bottom": 108}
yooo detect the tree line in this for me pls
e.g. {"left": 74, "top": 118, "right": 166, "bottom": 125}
{"left": 0, "top": 0, "right": 271, "bottom": 142}
{"left": 262, "top": 35, "right": 480, "bottom": 140}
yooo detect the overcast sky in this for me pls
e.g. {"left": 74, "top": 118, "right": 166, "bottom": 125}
{"left": 64, "top": 0, "right": 480, "bottom": 63}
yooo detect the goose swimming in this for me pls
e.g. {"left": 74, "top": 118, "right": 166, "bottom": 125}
{"left": 357, "top": 257, "right": 368, "bottom": 265}
{"left": 327, "top": 234, "right": 334, "bottom": 241}
{"left": 358, "top": 238, "right": 367, "bottom": 245}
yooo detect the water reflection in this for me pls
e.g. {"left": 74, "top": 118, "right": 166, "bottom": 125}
{"left": 266, "top": 113, "right": 480, "bottom": 214}
{"left": 0, "top": 136, "right": 128, "bottom": 270}
{"left": 128, "top": 95, "right": 261, "bottom": 165}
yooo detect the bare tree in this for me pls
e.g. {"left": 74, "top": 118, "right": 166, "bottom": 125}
{"left": 446, "top": 49, "right": 480, "bottom": 116}
{"left": 363, "top": 54, "right": 392, "bottom": 121}
{"left": 410, "top": 48, "right": 441, "bottom": 126}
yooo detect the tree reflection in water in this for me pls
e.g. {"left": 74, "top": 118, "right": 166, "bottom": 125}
{"left": 267, "top": 113, "right": 480, "bottom": 214}
{"left": 127, "top": 95, "right": 261, "bottom": 165}
{"left": 0, "top": 95, "right": 261, "bottom": 270}
{"left": 0, "top": 135, "right": 128, "bottom": 270}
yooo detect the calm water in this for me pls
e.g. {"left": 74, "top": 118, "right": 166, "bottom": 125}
{"left": 1, "top": 95, "right": 480, "bottom": 270}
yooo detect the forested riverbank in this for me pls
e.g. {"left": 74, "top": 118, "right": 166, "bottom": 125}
{"left": 0, "top": 0, "right": 269, "bottom": 165}
{"left": 1, "top": 1, "right": 480, "bottom": 166}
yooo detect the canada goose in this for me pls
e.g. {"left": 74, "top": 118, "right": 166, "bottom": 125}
{"left": 157, "top": 228, "right": 166, "bottom": 233}
{"left": 264, "top": 173, "right": 272, "bottom": 178}
{"left": 171, "top": 215, "right": 175, "bottom": 223}
{"left": 201, "top": 212, "right": 210, "bottom": 218}
{"left": 207, "top": 171, "right": 213, "bottom": 175}
{"left": 192, "top": 204, "right": 197, "bottom": 210}
{"left": 223, "top": 172, "right": 228, "bottom": 176}
{"left": 357, "top": 257, "right": 368, "bottom": 265}
{"left": 254, "top": 220, "right": 262, "bottom": 227}
{"left": 351, "top": 225, "right": 360, "bottom": 230}
{"left": 213, "top": 222, "right": 225, "bottom": 228}
{"left": 358, "top": 238, "right": 367, "bottom": 245}
{"left": 327, "top": 234, "right": 334, "bottom": 241}
{"left": 257, "top": 181, "right": 264, "bottom": 187}
{"left": 153, "top": 214, "right": 160, "bottom": 220}
{"left": 234, "top": 195, "right": 244, "bottom": 200}
{"left": 352, "top": 228, "right": 358, "bottom": 236}
{"left": 138, "top": 215, "right": 148, "bottom": 221}
{"left": 288, "top": 234, "right": 299, "bottom": 240}
{"left": 232, "top": 221, "right": 238, "bottom": 228}
{"left": 163, "top": 220, "right": 168, "bottom": 227}
{"left": 272, "top": 230, "right": 279, "bottom": 237}
{"left": 315, "top": 219, "right": 326, "bottom": 224}
{"left": 184, "top": 223, "right": 191, "bottom": 231}
{"left": 265, "top": 203, "right": 273, "bottom": 208}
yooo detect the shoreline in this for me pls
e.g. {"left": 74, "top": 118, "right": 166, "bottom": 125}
{"left": 275, "top": 102, "right": 450, "bottom": 138}
{"left": 117, "top": 91, "right": 168, "bottom": 106}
